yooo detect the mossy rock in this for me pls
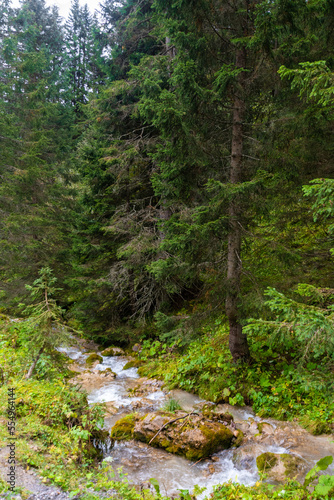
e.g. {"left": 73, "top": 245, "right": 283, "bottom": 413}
{"left": 232, "top": 429, "right": 244, "bottom": 447}
{"left": 85, "top": 353, "right": 103, "bottom": 366}
{"left": 133, "top": 411, "right": 234, "bottom": 461}
{"left": 281, "top": 454, "right": 303, "bottom": 477}
{"left": 110, "top": 414, "right": 138, "bottom": 440}
{"left": 101, "top": 347, "right": 123, "bottom": 356}
{"left": 64, "top": 369, "right": 80, "bottom": 379}
{"left": 104, "top": 367, "right": 117, "bottom": 377}
{"left": 123, "top": 359, "right": 143, "bottom": 370}
{"left": 257, "top": 422, "right": 274, "bottom": 434}
{"left": 201, "top": 404, "right": 233, "bottom": 424}
{"left": 256, "top": 452, "right": 278, "bottom": 472}
{"left": 257, "top": 453, "right": 304, "bottom": 480}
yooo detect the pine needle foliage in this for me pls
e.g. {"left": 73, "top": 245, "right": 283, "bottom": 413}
{"left": 20, "top": 267, "right": 72, "bottom": 379}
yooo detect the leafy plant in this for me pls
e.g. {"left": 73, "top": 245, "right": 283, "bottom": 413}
{"left": 304, "top": 455, "right": 334, "bottom": 496}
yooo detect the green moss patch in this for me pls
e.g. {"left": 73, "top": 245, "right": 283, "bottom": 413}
{"left": 101, "top": 347, "right": 122, "bottom": 356}
{"left": 110, "top": 413, "right": 138, "bottom": 440}
{"left": 123, "top": 359, "right": 143, "bottom": 370}
{"left": 281, "top": 454, "right": 303, "bottom": 477}
{"left": 256, "top": 452, "right": 278, "bottom": 472}
{"left": 85, "top": 353, "right": 103, "bottom": 366}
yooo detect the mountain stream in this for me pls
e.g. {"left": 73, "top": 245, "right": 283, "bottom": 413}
{"left": 60, "top": 341, "right": 334, "bottom": 498}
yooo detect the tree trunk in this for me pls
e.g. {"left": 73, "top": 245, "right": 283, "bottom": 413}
{"left": 25, "top": 345, "right": 44, "bottom": 380}
{"left": 225, "top": 47, "right": 250, "bottom": 363}
{"left": 158, "top": 37, "right": 175, "bottom": 240}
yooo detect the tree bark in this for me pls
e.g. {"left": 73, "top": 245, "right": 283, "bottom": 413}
{"left": 225, "top": 47, "right": 250, "bottom": 363}
{"left": 25, "top": 345, "right": 44, "bottom": 380}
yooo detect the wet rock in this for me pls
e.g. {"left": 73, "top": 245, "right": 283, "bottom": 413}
{"left": 201, "top": 404, "right": 234, "bottom": 424}
{"left": 131, "top": 411, "right": 234, "bottom": 461}
{"left": 105, "top": 402, "right": 118, "bottom": 415}
{"left": 129, "top": 378, "right": 164, "bottom": 397}
{"left": 208, "top": 464, "right": 215, "bottom": 474}
{"left": 236, "top": 422, "right": 250, "bottom": 434}
{"left": 69, "top": 368, "right": 116, "bottom": 391}
{"left": 234, "top": 444, "right": 260, "bottom": 469}
{"left": 101, "top": 346, "right": 124, "bottom": 356}
{"left": 194, "top": 402, "right": 216, "bottom": 412}
{"left": 248, "top": 422, "right": 259, "bottom": 435}
{"left": 132, "top": 398, "right": 156, "bottom": 411}
{"left": 256, "top": 452, "right": 305, "bottom": 481}
{"left": 85, "top": 353, "right": 103, "bottom": 366}
{"left": 67, "top": 362, "right": 82, "bottom": 373}
{"left": 258, "top": 422, "right": 274, "bottom": 435}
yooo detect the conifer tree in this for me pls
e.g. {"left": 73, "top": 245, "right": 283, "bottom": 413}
{"left": 0, "top": 0, "right": 76, "bottom": 305}
{"left": 22, "top": 267, "right": 72, "bottom": 379}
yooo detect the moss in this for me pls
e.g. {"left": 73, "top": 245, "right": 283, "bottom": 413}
{"left": 123, "top": 359, "right": 143, "bottom": 370}
{"left": 232, "top": 429, "right": 244, "bottom": 447}
{"left": 104, "top": 368, "right": 117, "bottom": 376}
{"left": 185, "top": 448, "right": 204, "bottom": 461}
{"left": 137, "top": 361, "right": 160, "bottom": 378}
{"left": 64, "top": 369, "right": 80, "bottom": 379}
{"left": 256, "top": 452, "right": 278, "bottom": 472}
{"left": 199, "top": 424, "right": 234, "bottom": 457}
{"left": 160, "top": 438, "right": 172, "bottom": 448}
{"left": 281, "top": 454, "right": 301, "bottom": 477}
{"left": 85, "top": 353, "right": 103, "bottom": 366}
{"left": 201, "top": 405, "right": 233, "bottom": 423}
{"left": 110, "top": 414, "right": 137, "bottom": 440}
{"left": 101, "top": 347, "right": 122, "bottom": 356}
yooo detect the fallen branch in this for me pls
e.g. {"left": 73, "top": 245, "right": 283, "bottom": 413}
{"left": 190, "top": 456, "right": 208, "bottom": 467}
{"left": 148, "top": 412, "right": 199, "bottom": 445}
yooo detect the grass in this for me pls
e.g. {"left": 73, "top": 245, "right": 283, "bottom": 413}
{"left": 161, "top": 398, "right": 182, "bottom": 413}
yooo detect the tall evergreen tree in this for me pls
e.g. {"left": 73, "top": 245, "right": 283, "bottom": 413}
{"left": 64, "top": 0, "right": 107, "bottom": 109}
{"left": 0, "top": 0, "right": 76, "bottom": 306}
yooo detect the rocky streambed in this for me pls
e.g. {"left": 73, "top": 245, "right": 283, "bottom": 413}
{"left": 62, "top": 340, "right": 334, "bottom": 497}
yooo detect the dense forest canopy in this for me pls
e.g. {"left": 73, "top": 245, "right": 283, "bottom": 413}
{"left": 0, "top": 0, "right": 334, "bottom": 363}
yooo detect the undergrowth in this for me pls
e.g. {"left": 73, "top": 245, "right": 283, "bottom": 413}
{"left": 0, "top": 315, "right": 333, "bottom": 499}
{"left": 137, "top": 319, "right": 334, "bottom": 434}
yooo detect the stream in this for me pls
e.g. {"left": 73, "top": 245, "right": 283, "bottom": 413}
{"left": 60, "top": 341, "right": 334, "bottom": 498}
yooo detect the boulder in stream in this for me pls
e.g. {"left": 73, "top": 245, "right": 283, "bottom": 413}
{"left": 85, "top": 353, "right": 103, "bottom": 366}
{"left": 256, "top": 452, "right": 305, "bottom": 481}
{"left": 111, "top": 411, "right": 234, "bottom": 461}
{"left": 101, "top": 346, "right": 124, "bottom": 356}
{"left": 70, "top": 367, "right": 116, "bottom": 391}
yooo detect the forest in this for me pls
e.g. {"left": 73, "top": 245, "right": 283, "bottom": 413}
{"left": 0, "top": 0, "right": 334, "bottom": 498}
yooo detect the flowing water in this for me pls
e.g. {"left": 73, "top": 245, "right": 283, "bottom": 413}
{"left": 62, "top": 342, "right": 334, "bottom": 497}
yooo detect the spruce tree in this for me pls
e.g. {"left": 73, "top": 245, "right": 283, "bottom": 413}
{"left": 0, "top": 0, "right": 76, "bottom": 306}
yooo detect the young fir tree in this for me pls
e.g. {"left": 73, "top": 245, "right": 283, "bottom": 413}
{"left": 22, "top": 267, "right": 72, "bottom": 379}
